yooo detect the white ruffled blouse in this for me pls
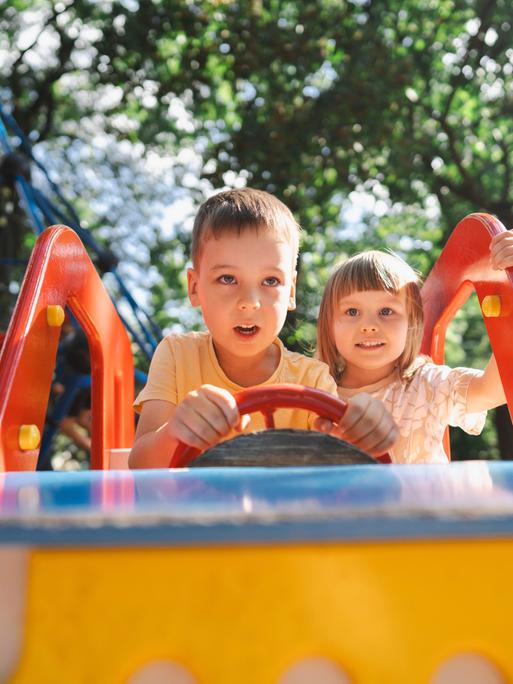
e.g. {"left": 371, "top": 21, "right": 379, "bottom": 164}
{"left": 337, "top": 362, "right": 487, "bottom": 464}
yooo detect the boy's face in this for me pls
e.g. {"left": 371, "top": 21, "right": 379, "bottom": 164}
{"left": 187, "top": 229, "right": 296, "bottom": 367}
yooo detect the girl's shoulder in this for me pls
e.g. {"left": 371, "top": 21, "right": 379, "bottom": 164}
{"left": 402, "top": 356, "right": 481, "bottom": 388}
{"left": 400, "top": 355, "right": 431, "bottom": 385}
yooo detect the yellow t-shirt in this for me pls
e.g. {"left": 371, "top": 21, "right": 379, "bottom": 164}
{"left": 134, "top": 331, "right": 337, "bottom": 435}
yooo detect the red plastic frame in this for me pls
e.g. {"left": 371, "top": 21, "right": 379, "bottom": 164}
{"left": 0, "top": 226, "right": 134, "bottom": 471}
{"left": 421, "top": 213, "right": 513, "bottom": 458}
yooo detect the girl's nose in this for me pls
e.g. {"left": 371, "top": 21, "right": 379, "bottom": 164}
{"left": 361, "top": 318, "right": 378, "bottom": 332}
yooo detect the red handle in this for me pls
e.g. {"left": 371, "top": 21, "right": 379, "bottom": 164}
{"left": 169, "top": 384, "right": 348, "bottom": 468}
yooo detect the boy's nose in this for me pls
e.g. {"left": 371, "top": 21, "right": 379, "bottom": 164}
{"left": 238, "top": 288, "right": 261, "bottom": 310}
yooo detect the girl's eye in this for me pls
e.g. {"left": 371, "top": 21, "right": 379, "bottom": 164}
{"left": 380, "top": 307, "right": 394, "bottom": 316}
{"left": 345, "top": 308, "right": 359, "bottom": 317}
{"left": 263, "top": 276, "right": 280, "bottom": 286}
{"left": 218, "top": 274, "right": 236, "bottom": 285}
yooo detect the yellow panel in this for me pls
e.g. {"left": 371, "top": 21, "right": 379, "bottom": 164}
{"left": 10, "top": 539, "right": 513, "bottom": 683}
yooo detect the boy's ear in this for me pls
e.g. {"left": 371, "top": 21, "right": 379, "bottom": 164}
{"left": 288, "top": 271, "right": 297, "bottom": 311}
{"left": 187, "top": 267, "right": 200, "bottom": 307}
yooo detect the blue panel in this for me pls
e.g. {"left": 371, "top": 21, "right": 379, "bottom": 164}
{"left": 2, "top": 461, "right": 513, "bottom": 546}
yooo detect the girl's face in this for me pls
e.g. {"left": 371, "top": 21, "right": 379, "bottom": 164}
{"left": 332, "top": 287, "right": 409, "bottom": 387}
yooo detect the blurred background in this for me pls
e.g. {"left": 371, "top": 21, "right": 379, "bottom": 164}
{"left": 1, "top": 0, "right": 512, "bottom": 463}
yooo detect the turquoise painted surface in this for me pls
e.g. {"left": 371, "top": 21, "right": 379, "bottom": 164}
{"left": 1, "top": 462, "right": 513, "bottom": 545}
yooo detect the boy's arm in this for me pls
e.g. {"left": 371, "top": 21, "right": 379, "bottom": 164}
{"left": 466, "top": 355, "right": 506, "bottom": 413}
{"left": 314, "top": 393, "right": 398, "bottom": 457}
{"left": 129, "top": 385, "right": 245, "bottom": 469}
{"left": 129, "top": 399, "right": 179, "bottom": 469}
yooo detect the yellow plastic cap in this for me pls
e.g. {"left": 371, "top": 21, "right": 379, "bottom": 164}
{"left": 47, "top": 305, "right": 65, "bottom": 327}
{"left": 481, "top": 295, "right": 501, "bottom": 318}
{"left": 18, "top": 424, "right": 41, "bottom": 451}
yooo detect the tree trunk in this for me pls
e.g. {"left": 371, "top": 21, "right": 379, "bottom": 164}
{"left": 0, "top": 190, "right": 30, "bottom": 330}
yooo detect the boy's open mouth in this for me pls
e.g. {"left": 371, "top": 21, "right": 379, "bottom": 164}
{"left": 356, "top": 341, "right": 385, "bottom": 349}
{"left": 235, "top": 325, "right": 259, "bottom": 336}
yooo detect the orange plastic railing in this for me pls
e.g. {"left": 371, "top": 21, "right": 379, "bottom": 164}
{"left": 421, "top": 213, "right": 513, "bottom": 458}
{"left": 0, "top": 226, "right": 134, "bottom": 471}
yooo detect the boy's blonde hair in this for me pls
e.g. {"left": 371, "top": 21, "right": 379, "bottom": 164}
{"left": 317, "top": 250, "right": 424, "bottom": 382}
{"left": 191, "top": 188, "right": 301, "bottom": 268}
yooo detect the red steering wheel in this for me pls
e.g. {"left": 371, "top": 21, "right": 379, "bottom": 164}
{"left": 169, "top": 383, "right": 375, "bottom": 468}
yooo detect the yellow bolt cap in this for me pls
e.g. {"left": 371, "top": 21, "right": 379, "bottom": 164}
{"left": 481, "top": 295, "right": 501, "bottom": 318}
{"left": 47, "top": 305, "right": 65, "bottom": 327}
{"left": 19, "top": 424, "right": 41, "bottom": 451}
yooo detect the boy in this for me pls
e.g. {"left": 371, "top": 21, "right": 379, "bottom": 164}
{"left": 129, "top": 188, "right": 397, "bottom": 468}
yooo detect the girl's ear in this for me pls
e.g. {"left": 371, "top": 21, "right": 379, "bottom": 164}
{"left": 288, "top": 271, "right": 297, "bottom": 310}
{"left": 187, "top": 267, "right": 200, "bottom": 307}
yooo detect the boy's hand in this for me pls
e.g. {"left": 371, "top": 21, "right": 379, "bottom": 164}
{"left": 490, "top": 230, "right": 513, "bottom": 270}
{"left": 314, "top": 392, "right": 398, "bottom": 457}
{"left": 167, "top": 384, "right": 249, "bottom": 450}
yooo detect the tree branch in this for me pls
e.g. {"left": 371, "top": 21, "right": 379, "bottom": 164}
{"left": 11, "top": 5, "right": 64, "bottom": 72}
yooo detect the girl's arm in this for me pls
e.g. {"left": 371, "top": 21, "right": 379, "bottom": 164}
{"left": 466, "top": 355, "right": 506, "bottom": 413}
{"left": 465, "top": 231, "right": 513, "bottom": 413}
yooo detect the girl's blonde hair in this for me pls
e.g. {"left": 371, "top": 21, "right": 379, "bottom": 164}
{"left": 317, "top": 250, "right": 425, "bottom": 383}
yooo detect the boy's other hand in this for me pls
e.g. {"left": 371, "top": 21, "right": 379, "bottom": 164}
{"left": 314, "top": 392, "right": 398, "bottom": 457}
{"left": 167, "top": 384, "right": 249, "bottom": 451}
{"left": 490, "top": 230, "right": 513, "bottom": 270}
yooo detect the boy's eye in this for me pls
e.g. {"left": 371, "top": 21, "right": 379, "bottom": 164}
{"left": 380, "top": 307, "right": 394, "bottom": 316}
{"left": 345, "top": 308, "right": 359, "bottom": 317}
{"left": 263, "top": 276, "right": 280, "bottom": 286}
{"left": 218, "top": 274, "right": 236, "bottom": 285}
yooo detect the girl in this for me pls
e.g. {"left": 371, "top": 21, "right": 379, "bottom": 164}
{"left": 316, "top": 243, "right": 511, "bottom": 464}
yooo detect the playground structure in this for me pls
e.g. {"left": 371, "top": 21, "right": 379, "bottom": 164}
{"left": 1, "top": 213, "right": 513, "bottom": 682}
{"left": 0, "top": 104, "right": 160, "bottom": 467}
{"left": 2, "top": 212, "right": 513, "bottom": 471}
{"left": 0, "top": 226, "right": 134, "bottom": 472}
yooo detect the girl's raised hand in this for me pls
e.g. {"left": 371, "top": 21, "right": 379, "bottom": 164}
{"left": 490, "top": 230, "right": 513, "bottom": 270}
{"left": 314, "top": 392, "right": 398, "bottom": 457}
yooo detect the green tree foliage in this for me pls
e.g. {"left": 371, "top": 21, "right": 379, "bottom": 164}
{"left": 2, "top": 0, "right": 513, "bottom": 457}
